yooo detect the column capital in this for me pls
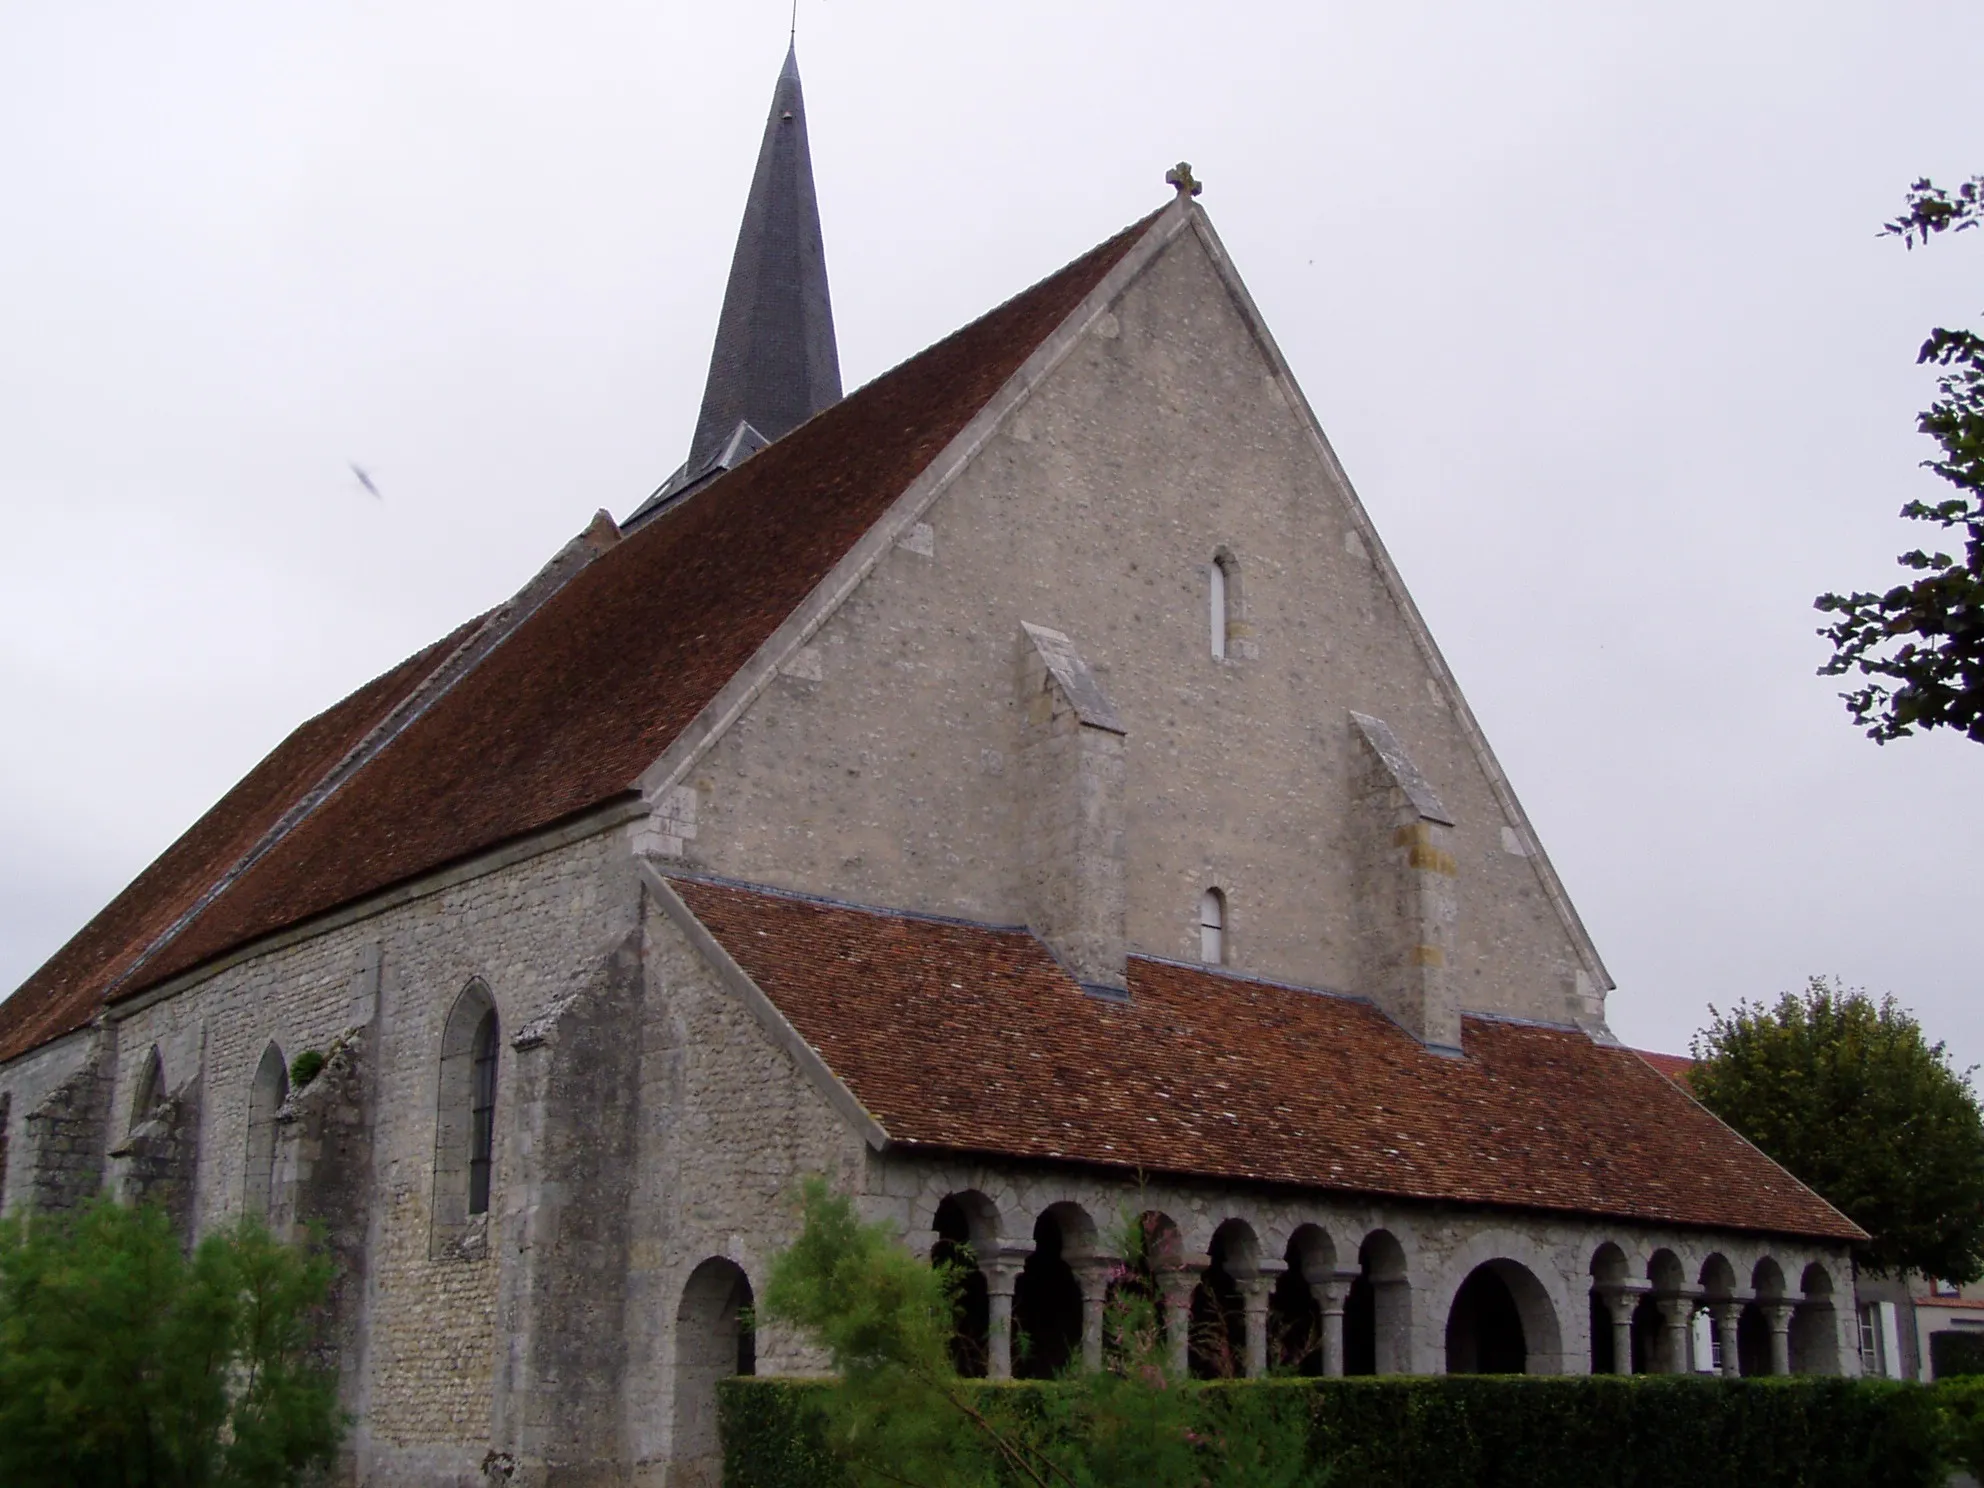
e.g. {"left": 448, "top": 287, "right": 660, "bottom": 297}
{"left": 1237, "top": 1275, "right": 1275, "bottom": 1308}
{"left": 1069, "top": 1254, "right": 1120, "bottom": 1299}
{"left": 1761, "top": 1300, "right": 1796, "bottom": 1330}
{"left": 1654, "top": 1294, "right": 1698, "bottom": 1325}
{"left": 1309, "top": 1269, "right": 1357, "bottom": 1317}
{"left": 979, "top": 1245, "right": 1033, "bottom": 1297}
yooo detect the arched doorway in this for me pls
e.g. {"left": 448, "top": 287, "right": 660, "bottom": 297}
{"left": 1013, "top": 1209, "right": 1084, "bottom": 1379}
{"left": 1446, "top": 1264, "right": 1527, "bottom": 1374}
{"left": 1588, "top": 1242, "right": 1629, "bottom": 1374}
{"left": 933, "top": 1194, "right": 993, "bottom": 1376}
{"left": 1344, "top": 1230, "right": 1408, "bottom": 1375}
{"left": 1106, "top": 1211, "right": 1181, "bottom": 1368}
{"left": 1188, "top": 1221, "right": 1256, "bottom": 1379}
{"left": 1791, "top": 1263, "right": 1841, "bottom": 1375}
{"left": 1270, "top": 1226, "right": 1329, "bottom": 1375}
{"left": 673, "top": 1258, "right": 755, "bottom": 1488}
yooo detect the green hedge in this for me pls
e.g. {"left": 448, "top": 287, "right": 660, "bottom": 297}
{"left": 721, "top": 1375, "right": 1946, "bottom": 1488}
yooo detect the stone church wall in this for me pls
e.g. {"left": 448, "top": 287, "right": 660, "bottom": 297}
{"left": 615, "top": 899, "right": 864, "bottom": 1485}
{"left": 672, "top": 222, "right": 1602, "bottom": 1036}
{"left": 0, "top": 1025, "right": 108, "bottom": 1216}
{"left": 75, "top": 820, "right": 641, "bottom": 1485}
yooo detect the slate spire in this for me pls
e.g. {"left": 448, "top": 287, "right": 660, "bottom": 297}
{"left": 680, "top": 43, "right": 841, "bottom": 487}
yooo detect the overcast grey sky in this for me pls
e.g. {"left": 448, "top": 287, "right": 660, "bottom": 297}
{"left": 2, "top": 1, "right": 1979, "bottom": 1068}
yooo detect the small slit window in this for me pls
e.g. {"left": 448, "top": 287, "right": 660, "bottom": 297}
{"left": 1199, "top": 889, "right": 1226, "bottom": 965}
{"left": 469, "top": 1010, "right": 498, "bottom": 1216}
{"left": 1210, "top": 554, "right": 1233, "bottom": 660}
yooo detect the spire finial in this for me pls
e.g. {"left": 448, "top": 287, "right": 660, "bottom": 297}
{"left": 790, "top": 0, "right": 797, "bottom": 40}
{"left": 1165, "top": 162, "right": 1203, "bottom": 199}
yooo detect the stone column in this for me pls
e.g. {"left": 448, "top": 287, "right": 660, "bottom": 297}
{"left": 1239, "top": 1275, "right": 1275, "bottom": 1378}
{"left": 1655, "top": 1298, "right": 1695, "bottom": 1375}
{"left": 984, "top": 1260, "right": 1024, "bottom": 1382}
{"left": 1597, "top": 1286, "right": 1642, "bottom": 1376}
{"left": 1710, "top": 1301, "right": 1742, "bottom": 1378}
{"left": 1071, "top": 1258, "right": 1116, "bottom": 1374}
{"left": 1313, "top": 1274, "right": 1354, "bottom": 1378}
{"left": 1159, "top": 1267, "right": 1203, "bottom": 1379}
{"left": 1764, "top": 1302, "right": 1795, "bottom": 1376}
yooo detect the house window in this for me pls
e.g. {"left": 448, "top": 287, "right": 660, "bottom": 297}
{"left": 1199, "top": 889, "right": 1226, "bottom": 965}
{"left": 1934, "top": 1278, "right": 1962, "bottom": 1299}
{"left": 469, "top": 1010, "right": 499, "bottom": 1216}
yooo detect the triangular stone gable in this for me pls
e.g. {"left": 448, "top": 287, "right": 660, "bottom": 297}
{"left": 655, "top": 206, "right": 1611, "bottom": 1036}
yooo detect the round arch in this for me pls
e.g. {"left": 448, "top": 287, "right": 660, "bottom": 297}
{"left": 673, "top": 1258, "right": 755, "bottom": 1487}
{"left": 1428, "top": 1230, "right": 1573, "bottom": 1375}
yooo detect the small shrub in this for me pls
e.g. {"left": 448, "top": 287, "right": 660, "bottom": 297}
{"left": 0, "top": 1201, "right": 344, "bottom": 1487}
{"left": 289, "top": 1049, "right": 327, "bottom": 1089}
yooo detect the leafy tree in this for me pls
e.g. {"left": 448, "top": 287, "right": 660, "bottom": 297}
{"left": 0, "top": 1201, "right": 344, "bottom": 1488}
{"left": 759, "top": 1177, "right": 1325, "bottom": 1488}
{"left": 1689, "top": 978, "right": 1984, "bottom": 1281}
{"left": 1817, "top": 176, "right": 1984, "bottom": 742}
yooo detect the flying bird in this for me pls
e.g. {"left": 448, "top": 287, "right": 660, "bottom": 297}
{"left": 348, "top": 462, "right": 382, "bottom": 500}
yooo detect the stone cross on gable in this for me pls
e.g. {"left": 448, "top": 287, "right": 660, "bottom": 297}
{"left": 1166, "top": 162, "right": 1204, "bottom": 199}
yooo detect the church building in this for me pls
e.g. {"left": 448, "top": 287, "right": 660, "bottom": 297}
{"left": 0, "top": 44, "right": 1863, "bottom": 1488}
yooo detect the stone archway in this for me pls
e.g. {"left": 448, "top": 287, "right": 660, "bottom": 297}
{"left": 933, "top": 1192, "right": 999, "bottom": 1376}
{"left": 1014, "top": 1206, "right": 1086, "bottom": 1379}
{"left": 672, "top": 1258, "right": 755, "bottom": 1488}
{"left": 1431, "top": 1232, "right": 1571, "bottom": 1375}
{"left": 1447, "top": 1265, "right": 1529, "bottom": 1373}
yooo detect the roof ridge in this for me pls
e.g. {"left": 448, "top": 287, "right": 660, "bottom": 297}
{"left": 1, "top": 202, "right": 1169, "bottom": 1057}
{"left": 663, "top": 870, "right": 1032, "bottom": 934}
{"left": 98, "top": 513, "right": 622, "bottom": 1007}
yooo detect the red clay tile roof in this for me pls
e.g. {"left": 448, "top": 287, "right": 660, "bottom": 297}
{"left": 670, "top": 876, "right": 1863, "bottom": 1243}
{"left": 1635, "top": 1050, "right": 1696, "bottom": 1087}
{"left": 0, "top": 628, "right": 471, "bottom": 1062}
{"left": 0, "top": 211, "right": 1158, "bottom": 1061}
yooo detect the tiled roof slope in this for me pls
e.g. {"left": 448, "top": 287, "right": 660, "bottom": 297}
{"left": 671, "top": 877, "right": 1863, "bottom": 1243}
{"left": 1635, "top": 1050, "right": 1696, "bottom": 1087}
{"left": 0, "top": 628, "right": 472, "bottom": 1062}
{"left": 0, "top": 210, "right": 1158, "bottom": 1056}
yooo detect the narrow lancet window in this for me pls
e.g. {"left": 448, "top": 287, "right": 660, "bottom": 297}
{"left": 469, "top": 1009, "right": 499, "bottom": 1216}
{"left": 1210, "top": 557, "right": 1230, "bottom": 660}
{"left": 244, "top": 1042, "right": 289, "bottom": 1217}
{"left": 1200, "top": 889, "right": 1226, "bottom": 965}
{"left": 132, "top": 1047, "right": 165, "bottom": 1132}
{"left": 433, "top": 979, "right": 498, "bottom": 1253}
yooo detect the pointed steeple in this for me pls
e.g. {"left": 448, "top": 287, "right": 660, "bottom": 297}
{"left": 680, "top": 44, "right": 841, "bottom": 488}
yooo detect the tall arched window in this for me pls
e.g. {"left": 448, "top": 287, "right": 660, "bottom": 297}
{"left": 469, "top": 1009, "right": 499, "bottom": 1216}
{"left": 1199, "top": 889, "right": 1226, "bottom": 965}
{"left": 131, "top": 1047, "right": 165, "bottom": 1132}
{"left": 244, "top": 1042, "right": 288, "bottom": 1217}
{"left": 1210, "top": 554, "right": 1233, "bottom": 660}
{"left": 433, "top": 980, "right": 498, "bottom": 1253}
{"left": 0, "top": 1093, "right": 11, "bottom": 1215}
